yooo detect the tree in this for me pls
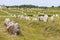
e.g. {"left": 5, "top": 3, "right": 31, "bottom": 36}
{"left": 58, "top": 6, "right": 60, "bottom": 8}
{"left": 51, "top": 6, "right": 54, "bottom": 8}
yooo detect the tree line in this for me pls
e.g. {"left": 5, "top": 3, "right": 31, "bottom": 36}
{"left": 6, "top": 5, "right": 60, "bottom": 9}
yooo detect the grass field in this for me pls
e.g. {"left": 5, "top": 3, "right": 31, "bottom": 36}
{"left": 0, "top": 8, "right": 60, "bottom": 40}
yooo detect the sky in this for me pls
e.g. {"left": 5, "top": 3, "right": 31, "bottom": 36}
{"left": 0, "top": 0, "right": 60, "bottom": 7}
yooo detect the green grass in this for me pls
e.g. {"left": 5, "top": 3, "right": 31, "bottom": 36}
{"left": 2, "top": 8, "right": 60, "bottom": 16}
{"left": 0, "top": 8, "right": 60, "bottom": 40}
{"left": 0, "top": 17, "right": 60, "bottom": 40}
{"left": 0, "top": 10, "right": 8, "bottom": 16}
